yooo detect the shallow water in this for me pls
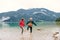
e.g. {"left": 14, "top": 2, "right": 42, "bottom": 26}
{"left": 0, "top": 22, "right": 60, "bottom": 40}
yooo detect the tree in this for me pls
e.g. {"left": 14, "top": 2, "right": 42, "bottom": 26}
{"left": 55, "top": 17, "right": 60, "bottom": 26}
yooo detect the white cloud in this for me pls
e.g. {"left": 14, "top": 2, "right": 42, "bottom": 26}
{"left": 0, "top": 0, "right": 60, "bottom": 13}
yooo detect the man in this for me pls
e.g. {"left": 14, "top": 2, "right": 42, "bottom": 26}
{"left": 26, "top": 18, "right": 37, "bottom": 33}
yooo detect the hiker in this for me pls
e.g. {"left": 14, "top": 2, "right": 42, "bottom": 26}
{"left": 26, "top": 18, "right": 37, "bottom": 33}
{"left": 19, "top": 18, "right": 25, "bottom": 34}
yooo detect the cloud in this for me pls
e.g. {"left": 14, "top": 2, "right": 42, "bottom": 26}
{"left": 0, "top": 0, "right": 60, "bottom": 13}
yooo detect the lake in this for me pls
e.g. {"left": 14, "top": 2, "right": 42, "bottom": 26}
{"left": 0, "top": 22, "right": 60, "bottom": 40}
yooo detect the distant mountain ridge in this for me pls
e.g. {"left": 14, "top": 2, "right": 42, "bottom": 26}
{"left": 0, "top": 8, "right": 60, "bottom": 22}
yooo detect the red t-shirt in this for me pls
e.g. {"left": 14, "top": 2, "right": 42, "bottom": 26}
{"left": 19, "top": 20, "right": 25, "bottom": 28}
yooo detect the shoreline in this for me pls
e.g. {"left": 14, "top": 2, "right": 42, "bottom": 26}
{"left": 0, "top": 26, "right": 59, "bottom": 40}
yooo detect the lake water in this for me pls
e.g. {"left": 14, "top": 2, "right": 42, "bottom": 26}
{"left": 0, "top": 22, "right": 60, "bottom": 29}
{"left": 0, "top": 21, "right": 59, "bottom": 28}
{"left": 0, "top": 22, "right": 60, "bottom": 40}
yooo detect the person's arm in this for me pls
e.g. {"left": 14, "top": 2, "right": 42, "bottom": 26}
{"left": 26, "top": 21, "right": 29, "bottom": 25}
{"left": 32, "top": 21, "right": 37, "bottom": 26}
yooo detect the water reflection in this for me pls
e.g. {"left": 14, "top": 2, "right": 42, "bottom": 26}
{"left": 0, "top": 22, "right": 60, "bottom": 28}
{"left": 20, "top": 34, "right": 32, "bottom": 40}
{"left": 56, "top": 22, "right": 60, "bottom": 27}
{"left": 0, "top": 22, "right": 59, "bottom": 40}
{"left": 5, "top": 22, "right": 19, "bottom": 27}
{"left": 29, "top": 33, "right": 32, "bottom": 40}
{"left": 20, "top": 35, "right": 24, "bottom": 40}
{"left": 0, "top": 22, "right": 2, "bottom": 28}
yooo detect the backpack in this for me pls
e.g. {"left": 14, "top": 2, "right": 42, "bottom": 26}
{"left": 28, "top": 22, "right": 32, "bottom": 27}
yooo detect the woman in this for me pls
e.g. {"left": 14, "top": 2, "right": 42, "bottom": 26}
{"left": 19, "top": 18, "right": 25, "bottom": 34}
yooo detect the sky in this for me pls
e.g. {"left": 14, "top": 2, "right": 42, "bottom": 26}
{"left": 0, "top": 0, "right": 60, "bottom": 13}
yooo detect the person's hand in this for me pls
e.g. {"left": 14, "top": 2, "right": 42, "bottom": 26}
{"left": 35, "top": 25, "right": 37, "bottom": 26}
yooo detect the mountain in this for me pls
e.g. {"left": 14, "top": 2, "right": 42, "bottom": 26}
{"left": 0, "top": 8, "right": 60, "bottom": 22}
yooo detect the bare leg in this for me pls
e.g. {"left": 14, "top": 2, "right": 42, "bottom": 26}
{"left": 21, "top": 28, "right": 23, "bottom": 34}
